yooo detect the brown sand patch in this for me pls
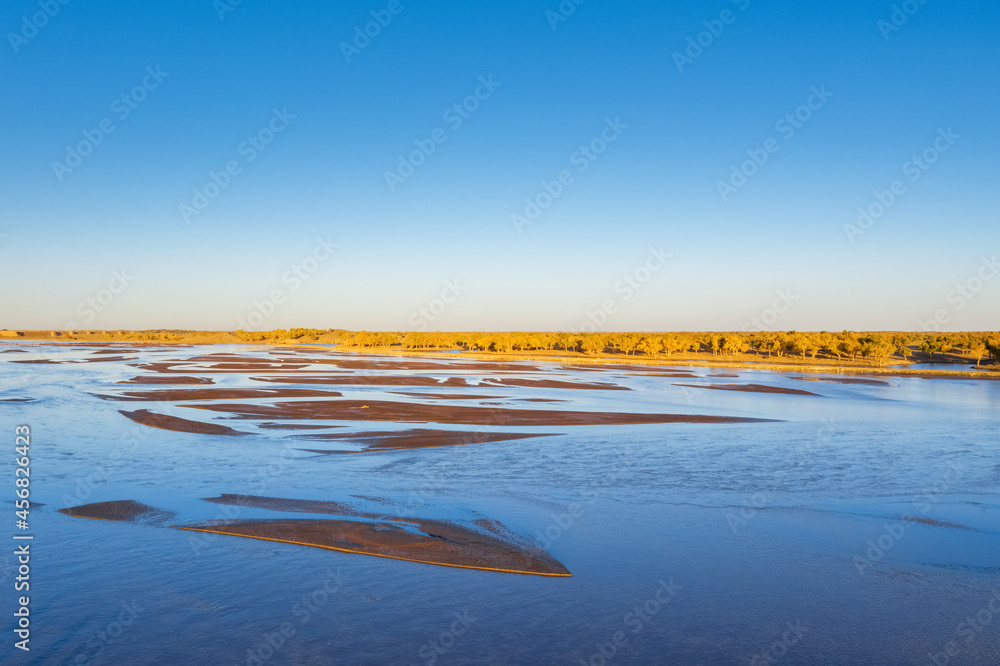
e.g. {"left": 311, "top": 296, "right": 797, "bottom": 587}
{"left": 564, "top": 363, "right": 679, "bottom": 372}
{"left": 674, "top": 383, "right": 819, "bottom": 396}
{"left": 789, "top": 376, "right": 891, "bottom": 386}
{"left": 480, "top": 377, "right": 629, "bottom": 391}
{"left": 296, "top": 429, "right": 558, "bottom": 453}
{"left": 119, "top": 409, "right": 250, "bottom": 436}
{"left": 118, "top": 375, "right": 216, "bottom": 385}
{"left": 173, "top": 519, "right": 571, "bottom": 576}
{"left": 131, "top": 361, "right": 313, "bottom": 374}
{"left": 516, "top": 398, "right": 566, "bottom": 403}
{"left": 182, "top": 496, "right": 569, "bottom": 576}
{"left": 900, "top": 515, "right": 976, "bottom": 531}
{"left": 0, "top": 398, "right": 35, "bottom": 403}
{"left": 96, "top": 388, "right": 340, "bottom": 402}
{"left": 350, "top": 495, "right": 397, "bottom": 505}
{"left": 331, "top": 359, "right": 541, "bottom": 372}
{"left": 12, "top": 356, "right": 139, "bottom": 364}
{"left": 257, "top": 422, "right": 339, "bottom": 430}
{"left": 185, "top": 399, "right": 778, "bottom": 426}
{"left": 59, "top": 500, "right": 175, "bottom": 523}
{"left": 251, "top": 375, "right": 470, "bottom": 387}
{"left": 637, "top": 372, "right": 699, "bottom": 378}
{"left": 390, "top": 392, "right": 507, "bottom": 400}
{"left": 203, "top": 494, "right": 362, "bottom": 516}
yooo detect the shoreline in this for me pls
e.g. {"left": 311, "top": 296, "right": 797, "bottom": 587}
{"left": 5, "top": 332, "right": 998, "bottom": 380}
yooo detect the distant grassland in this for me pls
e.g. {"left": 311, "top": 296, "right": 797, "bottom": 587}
{"left": 3, "top": 328, "right": 998, "bottom": 371}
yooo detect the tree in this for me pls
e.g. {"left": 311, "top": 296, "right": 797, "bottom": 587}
{"left": 960, "top": 334, "right": 987, "bottom": 368}
{"left": 618, "top": 333, "right": 642, "bottom": 356}
{"left": 638, "top": 336, "right": 663, "bottom": 357}
{"left": 838, "top": 333, "right": 861, "bottom": 361}
{"left": 985, "top": 336, "right": 1000, "bottom": 365}
{"left": 660, "top": 334, "right": 685, "bottom": 357}
{"left": 920, "top": 335, "right": 944, "bottom": 359}
{"left": 707, "top": 334, "right": 722, "bottom": 356}
{"left": 580, "top": 334, "right": 606, "bottom": 356}
{"left": 721, "top": 334, "right": 748, "bottom": 356}
{"left": 785, "top": 333, "right": 807, "bottom": 359}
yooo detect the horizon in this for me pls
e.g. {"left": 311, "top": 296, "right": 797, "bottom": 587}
{"left": 2, "top": 1, "right": 998, "bottom": 331}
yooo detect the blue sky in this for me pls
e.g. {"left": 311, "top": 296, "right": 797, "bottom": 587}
{"left": 1, "top": 0, "right": 997, "bottom": 332}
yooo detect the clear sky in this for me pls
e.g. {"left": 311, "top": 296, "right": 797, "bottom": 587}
{"left": 1, "top": 0, "right": 997, "bottom": 332}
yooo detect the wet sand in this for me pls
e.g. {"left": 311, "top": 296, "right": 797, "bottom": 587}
{"left": 637, "top": 372, "right": 700, "bottom": 378}
{"left": 119, "top": 409, "right": 250, "bottom": 436}
{"left": 295, "top": 429, "right": 558, "bottom": 453}
{"left": 900, "top": 515, "right": 976, "bottom": 531}
{"left": 257, "top": 422, "right": 338, "bottom": 430}
{"left": 202, "top": 494, "right": 362, "bottom": 516}
{"left": 184, "top": 399, "right": 779, "bottom": 426}
{"left": 181, "top": 495, "right": 570, "bottom": 576}
{"left": 479, "top": 377, "right": 629, "bottom": 391}
{"left": 59, "top": 500, "right": 175, "bottom": 522}
{"left": 252, "top": 375, "right": 470, "bottom": 387}
{"left": 12, "top": 356, "right": 138, "bottom": 364}
{"left": 390, "top": 392, "right": 507, "bottom": 400}
{"left": 331, "top": 359, "right": 541, "bottom": 372}
{"left": 674, "top": 383, "right": 819, "bottom": 396}
{"left": 118, "top": 375, "right": 215, "bottom": 385}
{"left": 253, "top": 375, "right": 624, "bottom": 391}
{"left": 789, "top": 376, "right": 891, "bottom": 386}
{"left": 173, "top": 519, "right": 571, "bottom": 576}
{"left": 132, "top": 361, "right": 312, "bottom": 374}
{"left": 96, "top": 387, "right": 340, "bottom": 402}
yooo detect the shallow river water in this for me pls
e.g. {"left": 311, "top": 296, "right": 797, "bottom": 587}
{"left": 2, "top": 344, "right": 998, "bottom": 665}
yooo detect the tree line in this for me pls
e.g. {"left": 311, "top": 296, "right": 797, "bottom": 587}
{"left": 234, "top": 329, "right": 1000, "bottom": 367}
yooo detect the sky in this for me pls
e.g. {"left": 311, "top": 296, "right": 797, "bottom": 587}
{"left": 1, "top": 0, "right": 998, "bottom": 332}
